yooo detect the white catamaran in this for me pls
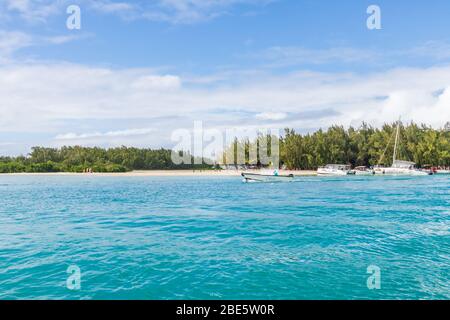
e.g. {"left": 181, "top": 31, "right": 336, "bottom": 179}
{"left": 376, "top": 120, "right": 431, "bottom": 176}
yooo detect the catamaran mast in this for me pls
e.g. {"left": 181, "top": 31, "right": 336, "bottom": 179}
{"left": 393, "top": 118, "right": 401, "bottom": 163}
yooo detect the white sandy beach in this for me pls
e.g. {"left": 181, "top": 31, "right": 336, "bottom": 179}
{"left": 0, "top": 170, "right": 317, "bottom": 177}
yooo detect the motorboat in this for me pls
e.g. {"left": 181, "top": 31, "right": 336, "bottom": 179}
{"left": 241, "top": 170, "right": 294, "bottom": 183}
{"left": 317, "top": 164, "right": 356, "bottom": 176}
{"left": 354, "top": 166, "right": 375, "bottom": 175}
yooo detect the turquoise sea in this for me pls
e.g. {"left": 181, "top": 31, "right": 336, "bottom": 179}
{"left": 0, "top": 175, "right": 448, "bottom": 300}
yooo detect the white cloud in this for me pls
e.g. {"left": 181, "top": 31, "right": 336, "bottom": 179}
{"left": 1, "top": 62, "right": 450, "bottom": 146}
{"left": 2, "top": 0, "right": 61, "bottom": 22}
{"left": 44, "top": 34, "right": 90, "bottom": 45}
{"left": 253, "top": 46, "right": 378, "bottom": 67}
{"left": 0, "top": 0, "right": 115, "bottom": 23}
{"left": 6, "top": 0, "right": 30, "bottom": 12}
{"left": 0, "top": 30, "right": 32, "bottom": 61}
{"left": 0, "top": 0, "right": 273, "bottom": 24}
{"left": 131, "top": 75, "right": 181, "bottom": 90}
{"left": 248, "top": 42, "right": 450, "bottom": 68}
{"left": 0, "top": 29, "right": 92, "bottom": 63}
{"left": 89, "top": 1, "right": 134, "bottom": 13}
{"left": 55, "top": 128, "right": 156, "bottom": 140}
{"left": 407, "top": 40, "right": 450, "bottom": 61}
{"left": 1, "top": 31, "right": 450, "bottom": 154}
{"left": 141, "top": 0, "right": 274, "bottom": 23}
{"left": 255, "top": 112, "right": 287, "bottom": 121}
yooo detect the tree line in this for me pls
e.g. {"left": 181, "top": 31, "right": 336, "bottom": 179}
{"left": 0, "top": 146, "right": 211, "bottom": 173}
{"left": 223, "top": 122, "right": 450, "bottom": 169}
{"left": 0, "top": 122, "right": 449, "bottom": 173}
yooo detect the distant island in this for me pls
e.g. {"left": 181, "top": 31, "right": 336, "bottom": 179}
{"left": 0, "top": 122, "right": 449, "bottom": 173}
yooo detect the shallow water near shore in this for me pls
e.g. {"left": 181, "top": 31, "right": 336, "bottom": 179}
{"left": 0, "top": 175, "right": 449, "bottom": 299}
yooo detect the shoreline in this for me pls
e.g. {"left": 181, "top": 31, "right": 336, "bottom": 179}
{"left": 0, "top": 170, "right": 318, "bottom": 177}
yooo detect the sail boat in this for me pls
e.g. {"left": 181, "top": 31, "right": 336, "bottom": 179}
{"left": 375, "top": 119, "right": 430, "bottom": 176}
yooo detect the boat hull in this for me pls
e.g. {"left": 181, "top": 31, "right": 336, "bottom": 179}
{"left": 355, "top": 170, "right": 375, "bottom": 176}
{"left": 375, "top": 168, "right": 431, "bottom": 176}
{"left": 435, "top": 170, "right": 450, "bottom": 175}
{"left": 317, "top": 169, "right": 355, "bottom": 176}
{"left": 241, "top": 173, "right": 294, "bottom": 183}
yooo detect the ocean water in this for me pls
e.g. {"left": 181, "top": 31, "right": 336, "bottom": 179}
{"left": 0, "top": 174, "right": 448, "bottom": 300}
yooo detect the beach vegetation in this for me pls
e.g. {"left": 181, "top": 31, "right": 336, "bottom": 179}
{"left": 223, "top": 122, "right": 450, "bottom": 169}
{"left": 0, "top": 147, "right": 212, "bottom": 173}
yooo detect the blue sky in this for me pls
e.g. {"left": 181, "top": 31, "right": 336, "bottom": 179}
{"left": 11, "top": 0, "right": 450, "bottom": 71}
{"left": 1, "top": 0, "right": 450, "bottom": 155}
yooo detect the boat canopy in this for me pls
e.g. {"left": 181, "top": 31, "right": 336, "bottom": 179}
{"left": 325, "top": 164, "right": 351, "bottom": 170}
{"left": 392, "top": 160, "right": 416, "bottom": 169}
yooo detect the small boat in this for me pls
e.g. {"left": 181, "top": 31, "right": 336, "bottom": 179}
{"left": 317, "top": 164, "right": 356, "bottom": 176}
{"left": 354, "top": 166, "right": 375, "bottom": 175}
{"left": 241, "top": 171, "right": 294, "bottom": 183}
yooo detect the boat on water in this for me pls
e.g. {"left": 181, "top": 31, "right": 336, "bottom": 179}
{"left": 354, "top": 166, "right": 375, "bottom": 175}
{"left": 373, "top": 165, "right": 386, "bottom": 175}
{"left": 375, "top": 119, "right": 432, "bottom": 176}
{"left": 241, "top": 171, "right": 294, "bottom": 183}
{"left": 382, "top": 160, "right": 431, "bottom": 176}
{"left": 317, "top": 164, "right": 356, "bottom": 176}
